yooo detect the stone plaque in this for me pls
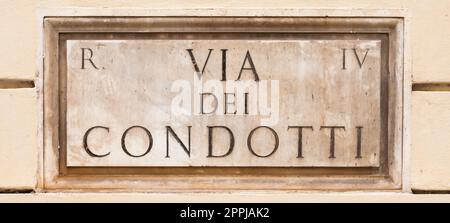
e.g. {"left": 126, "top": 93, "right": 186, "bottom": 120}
{"left": 43, "top": 16, "right": 404, "bottom": 190}
{"left": 66, "top": 39, "right": 381, "bottom": 167}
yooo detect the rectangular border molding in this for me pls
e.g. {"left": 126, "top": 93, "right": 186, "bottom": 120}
{"left": 37, "top": 8, "right": 410, "bottom": 192}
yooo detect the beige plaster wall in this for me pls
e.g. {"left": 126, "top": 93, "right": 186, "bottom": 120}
{"left": 0, "top": 0, "right": 449, "bottom": 199}
{"left": 412, "top": 92, "right": 450, "bottom": 191}
{"left": 0, "top": 89, "right": 37, "bottom": 190}
{"left": 1, "top": 192, "right": 450, "bottom": 203}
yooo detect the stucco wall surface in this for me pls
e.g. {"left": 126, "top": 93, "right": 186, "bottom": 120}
{"left": 0, "top": 0, "right": 449, "bottom": 201}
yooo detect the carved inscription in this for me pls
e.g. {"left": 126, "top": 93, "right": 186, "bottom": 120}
{"left": 66, "top": 39, "right": 381, "bottom": 167}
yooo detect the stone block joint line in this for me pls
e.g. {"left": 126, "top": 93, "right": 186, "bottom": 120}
{"left": 412, "top": 83, "right": 450, "bottom": 91}
{"left": 0, "top": 79, "right": 35, "bottom": 89}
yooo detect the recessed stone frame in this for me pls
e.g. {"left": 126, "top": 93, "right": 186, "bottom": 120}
{"left": 42, "top": 15, "right": 406, "bottom": 192}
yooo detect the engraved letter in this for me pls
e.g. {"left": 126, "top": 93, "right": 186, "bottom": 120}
{"left": 186, "top": 49, "right": 213, "bottom": 78}
{"left": 81, "top": 48, "right": 99, "bottom": 70}
{"left": 320, "top": 126, "right": 345, "bottom": 159}
{"left": 200, "top": 93, "right": 218, "bottom": 114}
{"left": 287, "top": 126, "right": 313, "bottom": 158}
{"left": 207, "top": 126, "right": 235, "bottom": 158}
{"left": 83, "top": 126, "right": 110, "bottom": 157}
{"left": 244, "top": 92, "right": 249, "bottom": 115}
{"left": 166, "top": 126, "right": 191, "bottom": 158}
{"left": 224, "top": 93, "right": 237, "bottom": 115}
{"left": 355, "top": 126, "right": 363, "bottom": 159}
{"left": 221, "top": 49, "right": 228, "bottom": 81}
{"left": 342, "top": 48, "right": 346, "bottom": 70}
{"left": 236, "top": 50, "right": 260, "bottom": 81}
{"left": 247, "top": 126, "right": 279, "bottom": 157}
{"left": 121, "top": 126, "right": 153, "bottom": 158}
{"left": 353, "top": 48, "right": 370, "bottom": 68}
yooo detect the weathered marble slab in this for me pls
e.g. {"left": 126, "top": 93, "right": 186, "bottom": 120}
{"left": 66, "top": 39, "right": 381, "bottom": 167}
